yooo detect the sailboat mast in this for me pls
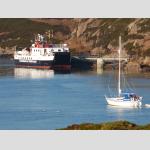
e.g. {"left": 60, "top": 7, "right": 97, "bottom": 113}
{"left": 118, "top": 36, "right": 121, "bottom": 97}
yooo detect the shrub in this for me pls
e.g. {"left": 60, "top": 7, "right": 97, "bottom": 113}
{"left": 143, "top": 48, "right": 150, "bottom": 57}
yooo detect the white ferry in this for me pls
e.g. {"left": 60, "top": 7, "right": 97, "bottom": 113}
{"left": 14, "top": 33, "right": 71, "bottom": 70}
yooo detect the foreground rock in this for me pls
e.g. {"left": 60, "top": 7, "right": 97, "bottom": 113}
{"left": 59, "top": 120, "right": 150, "bottom": 130}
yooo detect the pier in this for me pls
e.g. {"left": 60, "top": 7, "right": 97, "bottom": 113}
{"left": 71, "top": 55, "right": 129, "bottom": 71}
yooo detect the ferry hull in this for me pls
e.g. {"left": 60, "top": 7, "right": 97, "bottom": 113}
{"left": 14, "top": 52, "right": 71, "bottom": 71}
{"left": 53, "top": 65, "right": 71, "bottom": 71}
{"left": 14, "top": 60, "right": 53, "bottom": 69}
{"left": 53, "top": 52, "right": 71, "bottom": 71}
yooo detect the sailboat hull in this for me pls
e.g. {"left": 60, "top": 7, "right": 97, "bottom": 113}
{"left": 106, "top": 97, "right": 142, "bottom": 107}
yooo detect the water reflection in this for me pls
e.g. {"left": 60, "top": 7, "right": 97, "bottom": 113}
{"left": 106, "top": 105, "right": 140, "bottom": 110}
{"left": 97, "top": 68, "right": 103, "bottom": 75}
{"left": 106, "top": 105, "right": 141, "bottom": 119}
{"left": 14, "top": 68, "right": 54, "bottom": 79}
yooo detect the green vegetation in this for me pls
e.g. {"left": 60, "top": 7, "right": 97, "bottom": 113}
{"left": 85, "top": 19, "right": 135, "bottom": 55}
{"left": 143, "top": 48, "right": 150, "bottom": 57}
{"left": 127, "top": 34, "right": 144, "bottom": 39}
{"left": 124, "top": 42, "right": 143, "bottom": 57}
{"left": 139, "top": 19, "right": 150, "bottom": 33}
{"left": 59, "top": 120, "right": 150, "bottom": 130}
{"left": 96, "top": 18, "right": 135, "bottom": 47}
{"left": 0, "top": 18, "right": 70, "bottom": 48}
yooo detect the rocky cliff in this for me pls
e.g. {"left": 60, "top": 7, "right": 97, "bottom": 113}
{"left": 67, "top": 19, "right": 150, "bottom": 56}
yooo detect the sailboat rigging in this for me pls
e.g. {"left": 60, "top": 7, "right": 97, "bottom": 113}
{"left": 105, "top": 36, "right": 142, "bottom": 107}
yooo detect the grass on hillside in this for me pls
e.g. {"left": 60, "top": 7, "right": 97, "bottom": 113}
{"left": 59, "top": 120, "right": 150, "bottom": 130}
{"left": 0, "top": 18, "right": 70, "bottom": 48}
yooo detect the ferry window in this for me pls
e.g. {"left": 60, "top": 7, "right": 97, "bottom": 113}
{"left": 58, "top": 49, "right": 61, "bottom": 52}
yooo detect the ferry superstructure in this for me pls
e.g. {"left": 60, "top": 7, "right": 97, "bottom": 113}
{"left": 14, "top": 33, "right": 71, "bottom": 70}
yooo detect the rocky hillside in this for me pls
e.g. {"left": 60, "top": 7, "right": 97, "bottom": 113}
{"left": 1, "top": 18, "right": 150, "bottom": 66}
{"left": 68, "top": 19, "right": 150, "bottom": 55}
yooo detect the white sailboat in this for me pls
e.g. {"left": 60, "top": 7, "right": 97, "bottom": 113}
{"left": 105, "top": 36, "right": 142, "bottom": 107}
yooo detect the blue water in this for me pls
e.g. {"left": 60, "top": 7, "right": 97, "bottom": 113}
{"left": 0, "top": 63, "right": 150, "bottom": 129}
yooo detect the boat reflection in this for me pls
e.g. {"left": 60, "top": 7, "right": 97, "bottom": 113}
{"left": 106, "top": 105, "right": 141, "bottom": 119}
{"left": 106, "top": 104, "right": 141, "bottom": 110}
{"left": 14, "top": 68, "right": 54, "bottom": 79}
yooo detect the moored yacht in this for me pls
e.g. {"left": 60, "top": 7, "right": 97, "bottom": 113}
{"left": 105, "top": 36, "right": 142, "bottom": 107}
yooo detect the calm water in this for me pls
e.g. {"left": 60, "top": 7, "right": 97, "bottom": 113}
{"left": 0, "top": 59, "right": 150, "bottom": 129}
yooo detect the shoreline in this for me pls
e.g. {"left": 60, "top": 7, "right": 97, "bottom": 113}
{"left": 1, "top": 55, "right": 150, "bottom": 73}
{"left": 59, "top": 120, "right": 150, "bottom": 130}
